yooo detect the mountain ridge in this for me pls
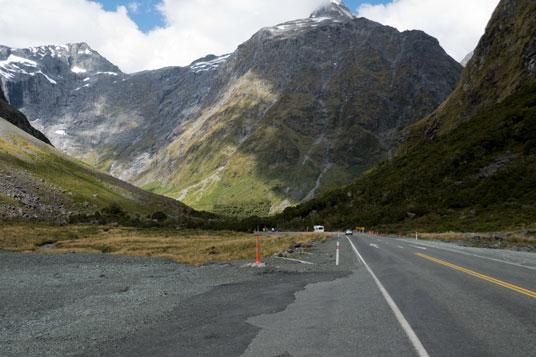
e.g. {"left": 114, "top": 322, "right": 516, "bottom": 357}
{"left": 0, "top": 9, "right": 462, "bottom": 216}
{"left": 265, "top": 0, "right": 536, "bottom": 232}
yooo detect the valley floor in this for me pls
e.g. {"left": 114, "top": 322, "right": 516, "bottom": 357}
{"left": 1, "top": 231, "right": 535, "bottom": 356}
{"left": 0, "top": 239, "right": 346, "bottom": 356}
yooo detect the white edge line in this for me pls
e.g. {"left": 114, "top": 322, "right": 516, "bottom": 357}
{"left": 274, "top": 256, "right": 314, "bottom": 265}
{"left": 346, "top": 236, "right": 430, "bottom": 357}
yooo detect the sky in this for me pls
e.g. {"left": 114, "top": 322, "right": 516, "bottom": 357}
{"left": 0, "top": 0, "right": 500, "bottom": 73}
{"left": 94, "top": 0, "right": 393, "bottom": 33}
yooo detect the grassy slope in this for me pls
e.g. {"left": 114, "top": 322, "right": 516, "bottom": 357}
{"left": 267, "top": 83, "right": 536, "bottom": 232}
{"left": 141, "top": 69, "right": 436, "bottom": 217}
{"left": 0, "top": 117, "right": 197, "bottom": 220}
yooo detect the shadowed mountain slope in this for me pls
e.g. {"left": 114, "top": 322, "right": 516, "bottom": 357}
{"left": 265, "top": 0, "right": 536, "bottom": 232}
{"left": 0, "top": 87, "right": 50, "bottom": 145}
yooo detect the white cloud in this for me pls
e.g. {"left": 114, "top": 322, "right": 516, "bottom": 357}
{"left": 0, "top": 0, "right": 501, "bottom": 73}
{"left": 127, "top": 2, "right": 139, "bottom": 14}
{"left": 357, "top": 0, "right": 500, "bottom": 62}
{"left": 0, "top": 0, "right": 327, "bottom": 73}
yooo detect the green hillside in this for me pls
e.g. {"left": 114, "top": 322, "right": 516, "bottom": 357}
{"left": 402, "top": 0, "right": 536, "bottom": 145}
{"left": 257, "top": 0, "right": 536, "bottom": 233}
{"left": 0, "top": 115, "right": 203, "bottom": 224}
{"left": 267, "top": 83, "right": 536, "bottom": 232}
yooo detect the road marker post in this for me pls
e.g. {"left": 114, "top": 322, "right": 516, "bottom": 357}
{"left": 336, "top": 241, "right": 340, "bottom": 266}
{"left": 255, "top": 235, "right": 261, "bottom": 264}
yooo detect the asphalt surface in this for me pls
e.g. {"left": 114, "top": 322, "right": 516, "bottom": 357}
{"left": 1, "top": 233, "right": 535, "bottom": 356}
{"left": 348, "top": 233, "right": 536, "bottom": 356}
{"left": 0, "top": 238, "right": 347, "bottom": 357}
{"left": 243, "top": 233, "right": 536, "bottom": 356}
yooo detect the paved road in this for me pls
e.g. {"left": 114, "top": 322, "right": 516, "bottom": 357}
{"left": 2, "top": 235, "right": 535, "bottom": 356}
{"left": 243, "top": 233, "right": 536, "bottom": 356}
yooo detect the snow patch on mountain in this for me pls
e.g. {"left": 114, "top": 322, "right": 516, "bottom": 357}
{"left": 0, "top": 55, "right": 59, "bottom": 84}
{"left": 0, "top": 55, "right": 37, "bottom": 67}
{"left": 71, "top": 66, "right": 87, "bottom": 74}
{"left": 310, "top": 0, "right": 354, "bottom": 20}
{"left": 190, "top": 54, "right": 230, "bottom": 73}
{"left": 38, "top": 72, "right": 57, "bottom": 84}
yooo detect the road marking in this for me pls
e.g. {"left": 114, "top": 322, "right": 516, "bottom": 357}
{"left": 411, "top": 245, "right": 427, "bottom": 250}
{"left": 398, "top": 246, "right": 404, "bottom": 249}
{"left": 415, "top": 244, "right": 536, "bottom": 271}
{"left": 347, "top": 237, "right": 430, "bottom": 357}
{"left": 275, "top": 257, "right": 314, "bottom": 265}
{"left": 386, "top": 236, "right": 536, "bottom": 271}
{"left": 369, "top": 244, "right": 379, "bottom": 248}
{"left": 415, "top": 253, "right": 536, "bottom": 299}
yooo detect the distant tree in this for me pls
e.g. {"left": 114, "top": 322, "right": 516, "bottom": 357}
{"left": 102, "top": 203, "right": 125, "bottom": 217}
{"left": 151, "top": 211, "right": 167, "bottom": 222}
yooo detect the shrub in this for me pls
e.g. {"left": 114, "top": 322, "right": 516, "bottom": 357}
{"left": 151, "top": 211, "right": 168, "bottom": 222}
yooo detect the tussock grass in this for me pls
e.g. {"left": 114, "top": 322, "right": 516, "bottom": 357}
{"left": 0, "top": 223, "right": 328, "bottom": 265}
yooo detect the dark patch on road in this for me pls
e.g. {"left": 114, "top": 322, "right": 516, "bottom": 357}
{"left": 87, "top": 270, "right": 348, "bottom": 357}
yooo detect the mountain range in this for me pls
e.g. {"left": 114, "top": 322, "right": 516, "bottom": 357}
{"left": 269, "top": 0, "right": 536, "bottom": 232}
{"left": 0, "top": 1, "right": 462, "bottom": 217}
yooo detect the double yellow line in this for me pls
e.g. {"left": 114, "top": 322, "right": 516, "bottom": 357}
{"left": 415, "top": 253, "right": 536, "bottom": 299}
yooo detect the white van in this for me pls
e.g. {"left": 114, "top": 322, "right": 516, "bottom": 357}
{"left": 313, "top": 225, "right": 324, "bottom": 232}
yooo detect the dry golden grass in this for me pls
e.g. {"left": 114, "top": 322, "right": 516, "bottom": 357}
{"left": 0, "top": 223, "right": 329, "bottom": 265}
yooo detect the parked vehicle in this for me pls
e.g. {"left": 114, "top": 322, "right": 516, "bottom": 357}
{"left": 313, "top": 225, "right": 324, "bottom": 232}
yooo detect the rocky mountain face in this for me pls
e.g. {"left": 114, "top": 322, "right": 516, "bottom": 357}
{"left": 0, "top": 1, "right": 462, "bottom": 216}
{"left": 268, "top": 0, "right": 536, "bottom": 232}
{"left": 0, "top": 86, "right": 50, "bottom": 144}
{"left": 401, "top": 0, "right": 536, "bottom": 148}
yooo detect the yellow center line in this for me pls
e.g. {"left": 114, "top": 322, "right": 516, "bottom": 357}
{"left": 415, "top": 253, "right": 536, "bottom": 299}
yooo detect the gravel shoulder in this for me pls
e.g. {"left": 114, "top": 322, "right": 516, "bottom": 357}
{"left": 0, "top": 236, "right": 348, "bottom": 356}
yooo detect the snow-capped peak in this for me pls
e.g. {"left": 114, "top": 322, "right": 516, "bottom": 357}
{"left": 310, "top": 0, "right": 354, "bottom": 20}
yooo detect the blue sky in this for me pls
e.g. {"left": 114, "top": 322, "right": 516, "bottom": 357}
{"left": 97, "top": 0, "right": 164, "bottom": 32}
{"left": 95, "top": 0, "right": 391, "bottom": 33}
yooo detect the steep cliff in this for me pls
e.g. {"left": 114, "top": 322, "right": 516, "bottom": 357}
{"left": 0, "top": 86, "right": 50, "bottom": 144}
